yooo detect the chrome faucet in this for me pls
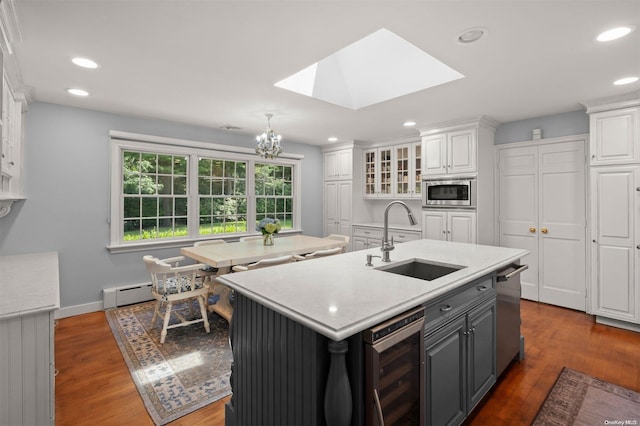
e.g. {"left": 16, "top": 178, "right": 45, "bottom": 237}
{"left": 381, "top": 200, "right": 418, "bottom": 262}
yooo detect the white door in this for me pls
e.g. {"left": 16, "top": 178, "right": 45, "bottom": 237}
{"left": 448, "top": 129, "right": 476, "bottom": 175}
{"left": 590, "top": 166, "right": 640, "bottom": 322}
{"left": 337, "top": 181, "right": 352, "bottom": 238}
{"left": 324, "top": 181, "right": 339, "bottom": 236}
{"left": 423, "top": 134, "right": 446, "bottom": 176}
{"left": 498, "top": 146, "right": 539, "bottom": 301}
{"left": 422, "top": 210, "right": 446, "bottom": 241}
{"left": 537, "top": 141, "right": 586, "bottom": 311}
{"left": 498, "top": 139, "right": 586, "bottom": 311}
{"left": 448, "top": 211, "right": 476, "bottom": 244}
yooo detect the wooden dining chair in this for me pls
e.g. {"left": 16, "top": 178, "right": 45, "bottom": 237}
{"left": 192, "top": 239, "right": 233, "bottom": 320}
{"left": 239, "top": 235, "right": 264, "bottom": 242}
{"left": 231, "top": 254, "right": 296, "bottom": 272}
{"left": 294, "top": 246, "right": 344, "bottom": 260}
{"left": 143, "top": 255, "right": 210, "bottom": 343}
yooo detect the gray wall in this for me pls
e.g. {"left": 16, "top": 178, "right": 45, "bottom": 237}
{"left": 495, "top": 110, "right": 589, "bottom": 144}
{"left": 0, "top": 103, "right": 323, "bottom": 311}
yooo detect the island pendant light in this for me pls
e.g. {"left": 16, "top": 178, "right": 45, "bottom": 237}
{"left": 255, "top": 113, "right": 283, "bottom": 159}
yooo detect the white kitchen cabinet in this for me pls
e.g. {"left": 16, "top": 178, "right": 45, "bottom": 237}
{"left": 324, "top": 149, "right": 352, "bottom": 180}
{"left": 0, "top": 73, "right": 23, "bottom": 202}
{"left": 0, "top": 252, "right": 59, "bottom": 426}
{"left": 422, "top": 210, "right": 476, "bottom": 244}
{"left": 352, "top": 226, "right": 383, "bottom": 250}
{"left": 351, "top": 225, "right": 422, "bottom": 251}
{"left": 496, "top": 137, "right": 587, "bottom": 312}
{"left": 393, "top": 142, "right": 422, "bottom": 199}
{"left": 423, "top": 128, "right": 476, "bottom": 176}
{"left": 590, "top": 165, "right": 640, "bottom": 325}
{"left": 324, "top": 180, "right": 352, "bottom": 246}
{"left": 589, "top": 106, "right": 639, "bottom": 166}
{"left": 363, "top": 147, "right": 393, "bottom": 198}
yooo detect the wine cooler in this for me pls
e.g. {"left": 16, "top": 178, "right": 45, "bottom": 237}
{"left": 364, "top": 306, "right": 425, "bottom": 426}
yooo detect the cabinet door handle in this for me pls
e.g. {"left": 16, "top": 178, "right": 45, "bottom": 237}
{"left": 373, "top": 389, "right": 385, "bottom": 426}
{"left": 476, "top": 285, "right": 487, "bottom": 292}
{"left": 440, "top": 304, "right": 453, "bottom": 312}
{"left": 529, "top": 227, "right": 536, "bottom": 233}
{"left": 541, "top": 227, "right": 548, "bottom": 234}
{"left": 637, "top": 187, "right": 640, "bottom": 191}
{"left": 637, "top": 245, "right": 640, "bottom": 250}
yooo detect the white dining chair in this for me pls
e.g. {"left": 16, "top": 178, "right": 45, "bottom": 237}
{"left": 231, "top": 254, "right": 296, "bottom": 272}
{"left": 143, "top": 255, "right": 210, "bottom": 343}
{"left": 326, "top": 234, "right": 350, "bottom": 252}
{"left": 239, "top": 235, "right": 264, "bottom": 242}
{"left": 294, "top": 246, "right": 344, "bottom": 260}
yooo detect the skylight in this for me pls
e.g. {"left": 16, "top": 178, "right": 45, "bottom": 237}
{"left": 275, "top": 28, "right": 464, "bottom": 110}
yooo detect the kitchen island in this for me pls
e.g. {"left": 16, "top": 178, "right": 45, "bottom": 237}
{"left": 216, "top": 239, "right": 527, "bottom": 426}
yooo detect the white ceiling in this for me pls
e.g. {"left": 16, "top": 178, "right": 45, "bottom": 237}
{"left": 10, "top": 0, "right": 640, "bottom": 146}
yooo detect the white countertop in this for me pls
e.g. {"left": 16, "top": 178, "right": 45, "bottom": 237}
{"left": 0, "top": 252, "right": 60, "bottom": 319}
{"left": 216, "top": 240, "right": 527, "bottom": 341}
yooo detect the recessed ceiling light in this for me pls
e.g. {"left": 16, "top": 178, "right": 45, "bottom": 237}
{"left": 614, "top": 76, "right": 639, "bottom": 85}
{"left": 328, "top": 137, "right": 338, "bottom": 142}
{"left": 71, "top": 57, "right": 99, "bottom": 69}
{"left": 596, "top": 26, "right": 635, "bottom": 42}
{"left": 457, "top": 27, "right": 488, "bottom": 44}
{"left": 67, "top": 88, "right": 89, "bottom": 97}
{"left": 403, "top": 121, "right": 416, "bottom": 127}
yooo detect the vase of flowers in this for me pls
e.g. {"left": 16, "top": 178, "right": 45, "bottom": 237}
{"left": 256, "top": 217, "right": 281, "bottom": 246}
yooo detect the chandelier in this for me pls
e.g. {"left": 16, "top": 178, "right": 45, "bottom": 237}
{"left": 255, "top": 113, "right": 283, "bottom": 159}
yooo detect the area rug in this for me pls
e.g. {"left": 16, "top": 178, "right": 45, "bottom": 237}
{"left": 532, "top": 367, "right": 640, "bottom": 425}
{"left": 106, "top": 300, "right": 232, "bottom": 425}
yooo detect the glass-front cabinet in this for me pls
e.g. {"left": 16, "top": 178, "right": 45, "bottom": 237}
{"left": 364, "top": 141, "right": 420, "bottom": 199}
{"left": 394, "top": 142, "right": 421, "bottom": 199}
{"left": 364, "top": 147, "right": 393, "bottom": 198}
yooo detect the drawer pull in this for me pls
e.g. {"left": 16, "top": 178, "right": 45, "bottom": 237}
{"left": 476, "top": 285, "right": 487, "bottom": 292}
{"left": 440, "top": 304, "right": 453, "bottom": 312}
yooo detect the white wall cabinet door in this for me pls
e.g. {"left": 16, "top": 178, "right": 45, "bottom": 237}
{"left": 590, "top": 165, "right": 640, "bottom": 323}
{"left": 363, "top": 147, "right": 393, "bottom": 198}
{"left": 324, "top": 180, "right": 352, "bottom": 244}
{"left": 497, "top": 138, "right": 586, "bottom": 311}
{"left": 423, "top": 129, "right": 476, "bottom": 177}
{"left": 422, "top": 210, "right": 476, "bottom": 243}
{"left": 393, "top": 142, "right": 422, "bottom": 199}
{"left": 324, "top": 149, "right": 352, "bottom": 180}
{"left": 448, "top": 129, "right": 476, "bottom": 175}
{"left": 590, "top": 107, "right": 639, "bottom": 166}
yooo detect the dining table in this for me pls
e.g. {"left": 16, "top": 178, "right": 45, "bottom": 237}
{"left": 180, "top": 234, "right": 348, "bottom": 321}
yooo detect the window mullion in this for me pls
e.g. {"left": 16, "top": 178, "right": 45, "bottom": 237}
{"left": 188, "top": 153, "right": 200, "bottom": 238}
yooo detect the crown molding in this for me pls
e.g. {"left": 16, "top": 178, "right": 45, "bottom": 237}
{"left": 417, "top": 115, "right": 500, "bottom": 136}
{"left": 581, "top": 90, "right": 640, "bottom": 114}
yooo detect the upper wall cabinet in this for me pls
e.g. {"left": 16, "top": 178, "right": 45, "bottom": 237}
{"left": 363, "top": 146, "right": 393, "bottom": 198}
{"left": 324, "top": 149, "right": 353, "bottom": 180}
{"left": 589, "top": 106, "right": 639, "bottom": 166}
{"left": 363, "top": 140, "right": 421, "bottom": 199}
{"left": 423, "top": 128, "right": 476, "bottom": 176}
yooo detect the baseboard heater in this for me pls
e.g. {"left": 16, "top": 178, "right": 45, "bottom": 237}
{"left": 103, "top": 283, "right": 153, "bottom": 309}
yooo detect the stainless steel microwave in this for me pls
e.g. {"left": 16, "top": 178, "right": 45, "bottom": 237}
{"left": 423, "top": 178, "right": 476, "bottom": 208}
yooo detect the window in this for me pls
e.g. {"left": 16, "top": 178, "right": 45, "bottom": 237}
{"left": 122, "top": 151, "right": 189, "bottom": 241}
{"left": 109, "top": 132, "right": 302, "bottom": 252}
{"left": 198, "top": 158, "right": 247, "bottom": 235}
{"left": 255, "top": 163, "right": 294, "bottom": 230}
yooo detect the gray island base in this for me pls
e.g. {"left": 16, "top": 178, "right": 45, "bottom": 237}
{"left": 216, "top": 239, "right": 527, "bottom": 426}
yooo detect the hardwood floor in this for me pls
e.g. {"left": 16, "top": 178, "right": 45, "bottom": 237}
{"left": 55, "top": 300, "right": 640, "bottom": 425}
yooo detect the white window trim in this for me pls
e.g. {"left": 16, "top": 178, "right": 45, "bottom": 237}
{"left": 108, "top": 131, "right": 303, "bottom": 253}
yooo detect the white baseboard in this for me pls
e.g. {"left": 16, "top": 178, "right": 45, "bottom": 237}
{"left": 55, "top": 301, "right": 104, "bottom": 319}
{"left": 595, "top": 316, "right": 640, "bottom": 333}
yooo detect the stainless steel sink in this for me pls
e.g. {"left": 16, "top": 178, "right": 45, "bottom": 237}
{"left": 376, "top": 258, "right": 466, "bottom": 281}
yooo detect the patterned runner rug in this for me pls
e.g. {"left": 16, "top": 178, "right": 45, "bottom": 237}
{"left": 106, "top": 300, "right": 232, "bottom": 425}
{"left": 532, "top": 367, "right": 640, "bottom": 425}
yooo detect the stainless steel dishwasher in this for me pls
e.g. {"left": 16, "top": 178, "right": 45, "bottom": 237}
{"left": 496, "top": 263, "right": 528, "bottom": 377}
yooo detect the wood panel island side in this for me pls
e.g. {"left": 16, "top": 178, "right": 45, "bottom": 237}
{"left": 215, "top": 239, "right": 528, "bottom": 426}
